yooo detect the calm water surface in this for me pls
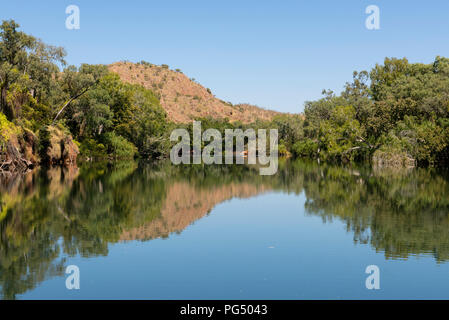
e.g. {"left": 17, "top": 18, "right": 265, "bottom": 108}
{"left": 1, "top": 160, "right": 449, "bottom": 299}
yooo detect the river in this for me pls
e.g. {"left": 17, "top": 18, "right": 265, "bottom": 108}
{"left": 1, "top": 160, "right": 449, "bottom": 299}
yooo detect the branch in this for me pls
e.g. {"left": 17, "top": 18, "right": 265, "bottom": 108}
{"left": 343, "top": 146, "right": 363, "bottom": 154}
{"left": 51, "top": 85, "right": 92, "bottom": 125}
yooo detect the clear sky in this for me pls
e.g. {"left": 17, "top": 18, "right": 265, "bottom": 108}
{"left": 1, "top": 0, "right": 449, "bottom": 113}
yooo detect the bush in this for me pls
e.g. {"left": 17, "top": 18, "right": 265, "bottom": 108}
{"left": 104, "top": 132, "right": 137, "bottom": 159}
{"left": 389, "top": 116, "right": 448, "bottom": 165}
{"left": 278, "top": 143, "right": 290, "bottom": 156}
{"left": 79, "top": 138, "right": 107, "bottom": 158}
{"left": 0, "top": 113, "right": 19, "bottom": 144}
{"left": 293, "top": 139, "right": 319, "bottom": 158}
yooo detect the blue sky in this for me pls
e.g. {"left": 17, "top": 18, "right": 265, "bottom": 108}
{"left": 1, "top": 0, "right": 449, "bottom": 113}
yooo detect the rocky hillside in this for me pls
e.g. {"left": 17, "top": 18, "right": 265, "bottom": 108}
{"left": 109, "top": 61, "right": 280, "bottom": 123}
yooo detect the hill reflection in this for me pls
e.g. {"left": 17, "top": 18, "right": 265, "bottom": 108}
{"left": 1, "top": 160, "right": 449, "bottom": 299}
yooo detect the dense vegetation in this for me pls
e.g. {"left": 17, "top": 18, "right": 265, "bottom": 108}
{"left": 1, "top": 19, "right": 448, "bottom": 168}
{"left": 0, "top": 20, "right": 169, "bottom": 166}
{"left": 295, "top": 57, "right": 449, "bottom": 166}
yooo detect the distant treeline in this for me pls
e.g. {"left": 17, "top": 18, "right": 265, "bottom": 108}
{"left": 1, "top": 19, "right": 448, "bottom": 167}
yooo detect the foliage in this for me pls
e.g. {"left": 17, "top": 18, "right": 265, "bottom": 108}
{"left": 299, "top": 57, "right": 449, "bottom": 166}
{"left": 104, "top": 132, "right": 137, "bottom": 159}
{"left": 0, "top": 20, "right": 172, "bottom": 162}
{"left": 0, "top": 20, "right": 65, "bottom": 126}
{"left": 0, "top": 112, "right": 19, "bottom": 144}
{"left": 292, "top": 139, "right": 319, "bottom": 158}
{"left": 79, "top": 138, "right": 107, "bottom": 158}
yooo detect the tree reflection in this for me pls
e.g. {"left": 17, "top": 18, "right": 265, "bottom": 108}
{"left": 1, "top": 160, "right": 449, "bottom": 299}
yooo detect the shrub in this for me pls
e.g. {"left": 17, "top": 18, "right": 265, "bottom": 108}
{"left": 278, "top": 143, "right": 290, "bottom": 156}
{"left": 104, "top": 132, "right": 137, "bottom": 159}
{"left": 80, "top": 138, "right": 107, "bottom": 158}
{"left": 0, "top": 113, "right": 19, "bottom": 144}
{"left": 292, "top": 139, "right": 319, "bottom": 158}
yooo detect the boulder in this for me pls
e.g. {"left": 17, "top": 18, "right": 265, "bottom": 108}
{"left": 372, "top": 149, "right": 416, "bottom": 168}
{"left": 45, "top": 126, "right": 79, "bottom": 165}
{"left": 22, "top": 128, "right": 39, "bottom": 164}
{"left": 1, "top": 133, "right": 34, "bottom": 173}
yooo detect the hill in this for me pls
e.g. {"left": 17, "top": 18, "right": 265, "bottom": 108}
{"left": 108, "top": 61, "right": 281, "bottom": 123}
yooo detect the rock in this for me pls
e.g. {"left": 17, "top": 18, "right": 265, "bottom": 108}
{"left": 372, "top": 149, "right": 416, "bottom": 168}
{"left": 22, "top": 128, "right": 38, "bottom": 164}
{"left": 0, "top": 123, "right": 79, "bottom": 173}
{"left": 45, "top": 126, "right": 79, "bottom": 165}
{"left": 1, "top": 133, "right": 35, "bottom": 172}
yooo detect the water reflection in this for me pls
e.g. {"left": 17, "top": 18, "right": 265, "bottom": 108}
{"left": 1, "top": 160, "right": 449, "bottom": 299}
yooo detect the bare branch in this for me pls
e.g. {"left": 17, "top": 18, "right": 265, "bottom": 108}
{"left": 51, "top": 85, "right": 92, "bottom": 125}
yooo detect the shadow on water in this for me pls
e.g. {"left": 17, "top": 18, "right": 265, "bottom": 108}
{"left": 1, "top": 159, "right": 449, "bottom": 299}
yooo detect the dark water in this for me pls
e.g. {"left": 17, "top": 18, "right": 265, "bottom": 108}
{"left": 1, "top": 160, "right": 449, "bottom": 299}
